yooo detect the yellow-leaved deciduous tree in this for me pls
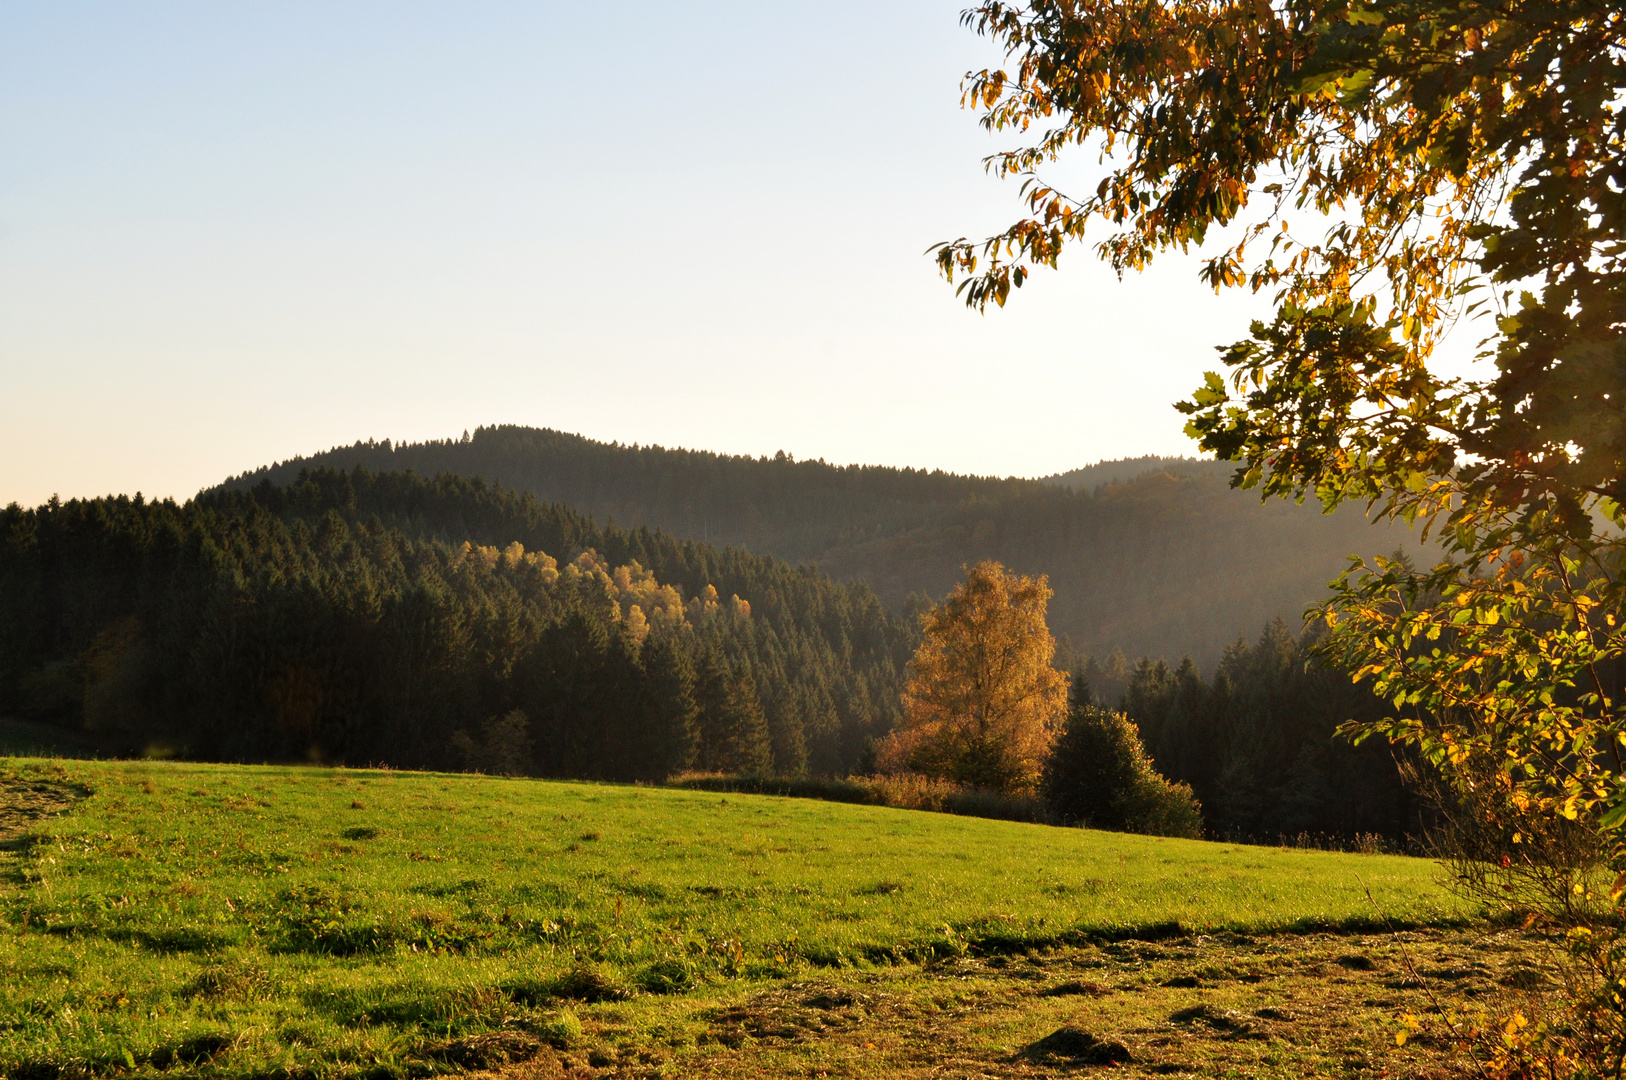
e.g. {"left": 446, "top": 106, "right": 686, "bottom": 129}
{"left": 888, "top": 561, "right": 1067, "bottom": 794}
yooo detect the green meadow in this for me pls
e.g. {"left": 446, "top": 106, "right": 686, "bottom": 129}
{"left": 0, "top": 757, "right": 1477, "bottom": 1078}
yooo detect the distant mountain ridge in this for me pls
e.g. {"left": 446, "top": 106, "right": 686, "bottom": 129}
{"left": 1041, "top": 455, "right": 1230, "bottom": 491}
{"left": 218, "top": 425, "right": 1426, "bottom": 666}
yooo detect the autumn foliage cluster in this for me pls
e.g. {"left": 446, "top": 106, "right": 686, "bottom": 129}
{"left": 877, "top": 561, "right": 1198, "bottom": 836}
{"left": 882, "top": 561, "right": 1066, "bottom": 794}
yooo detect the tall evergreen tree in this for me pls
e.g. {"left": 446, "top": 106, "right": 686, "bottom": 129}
{"left": 764, "top": 684, "right": 808, "bottom": 778}
{"left": 634, "top": 633, "right": 699, "bottom": 781}
{"left": 713, "top": 671, "right": 773, "bottom": 776}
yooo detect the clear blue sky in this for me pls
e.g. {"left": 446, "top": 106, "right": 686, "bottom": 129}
{"left": 1, "top": 1, "right": 1274, "bottom": 506}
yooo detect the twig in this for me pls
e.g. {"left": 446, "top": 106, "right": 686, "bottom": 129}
{"left": 1354, "top": 872, "right": 1493, "bottom": 1080}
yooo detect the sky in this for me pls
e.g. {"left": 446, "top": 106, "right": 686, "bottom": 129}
{"left": 0, "top": 1, "right": 1285, "bottom": 506}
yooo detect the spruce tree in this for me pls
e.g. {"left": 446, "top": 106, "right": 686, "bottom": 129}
{"left": 714, "top": 671, "right": 773, "bottom": 776}
{"left": 694, "top": 648, "right": 732, "bottom": 773}
{"left": 635, "top": 633, "right": 699, "bottom": 780}
{"left": 765, "top": 685, "right": 808, "bottom": 778}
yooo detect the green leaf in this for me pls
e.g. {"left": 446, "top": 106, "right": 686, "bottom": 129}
{"left": 1190, "top": 371, "right": 1228, "bottom": 407}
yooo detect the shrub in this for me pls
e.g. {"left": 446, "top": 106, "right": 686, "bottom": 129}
{"left": 1108, "top": 774, "right": 1203, "bottom": 839}
{"left": 860, "top": 772, "right": 961, "bottom": 811}
{"left": 669, "top": 771, "right": 1048, "bottom": 824}
{"left": 1043, "top": 678, "right": 1202, "bottom": 838}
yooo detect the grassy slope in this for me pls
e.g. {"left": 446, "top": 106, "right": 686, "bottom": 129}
{"left": 0, "top": 758, "right": 1476, "bottom": 1078}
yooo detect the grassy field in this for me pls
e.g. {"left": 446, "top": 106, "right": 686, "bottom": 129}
{"left": 0, "top": 756, "right": 1511, "bottom": 1078}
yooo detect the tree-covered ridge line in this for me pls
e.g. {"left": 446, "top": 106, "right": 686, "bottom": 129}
{"left": 212, "top": 424, "right": 1426, "bottom": 666}
{"left": 1039, "top": 455, "right": 1231, "bottom": 492}
{"left": 0, "top": 468, "right": 911, "bottom": 778}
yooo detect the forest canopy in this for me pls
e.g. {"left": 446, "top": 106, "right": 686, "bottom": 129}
{"left": 0, "top": 465, "right": 1433, "bottom": 847}
{"left": 0, "top": 468, "right": 911, "bottom": 778}
{"left": 215, "top": 424, "right": 1426, "bottom": 666}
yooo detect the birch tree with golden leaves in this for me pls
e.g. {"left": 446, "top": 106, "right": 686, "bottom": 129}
{"left": 891, "top": 561, "right": 1067, "bottom": 793}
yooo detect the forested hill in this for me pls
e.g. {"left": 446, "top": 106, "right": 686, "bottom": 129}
{"left": 1040, "top": 455, "right": 1229, "bottom": 490}
{"left": 218, "top": 425, "right": 1426, "bottom": 665}
{"left": 1, "top": 470, "right": 910, "bottom": 776}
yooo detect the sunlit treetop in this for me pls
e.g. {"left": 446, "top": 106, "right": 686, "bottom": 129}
{"left": 940, "top": 0, "right": 1625, "bottom": 530}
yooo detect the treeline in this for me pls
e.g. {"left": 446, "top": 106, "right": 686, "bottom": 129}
{"left": 1040, "top": 454, "right": 1222, "bottom": 490}
{"left": 1075, "top": 620, "right": 1421, "bottom": 845}
{"left": 215, "top": 425, "right": 1427, "bottom": 665}
{"left": 0, "top": 469, "right": 911, "bottom": 777}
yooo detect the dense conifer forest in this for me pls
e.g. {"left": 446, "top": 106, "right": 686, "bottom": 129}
{"left": 0, "top": 469, "right": 909, "bottom": 777}
{"left": 0, "top": 450, "right": 1434, "bottom": 845}
{"left": 219, "top": 425, "right": 1427, "bottom": 665}
{"left": 1072, "top": 623, "right": 1421, "bottom": 844}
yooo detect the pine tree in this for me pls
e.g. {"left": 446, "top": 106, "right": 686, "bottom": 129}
{"left": 635, "top": 633, "right": 699, "bottom": 780}
{"left": 765, "top": 685, "right": 808, "bottom": 778}
{"left": 694, "top": 649, "right": 731, "bottom": 773}
{"left": 714, "top": 671, "right": 773, "bottom": 776}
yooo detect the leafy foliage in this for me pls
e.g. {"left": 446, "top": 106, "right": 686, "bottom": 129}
{"left": 940, "top": 0, "right": 1626, "bottom": 1070}
{"left": 884, "top": 561, "right": 1067, "bottom": 794}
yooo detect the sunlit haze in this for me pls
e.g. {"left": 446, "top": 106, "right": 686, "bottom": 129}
{"left": 1, "top": 1, "right": 1288, "bottom": 506}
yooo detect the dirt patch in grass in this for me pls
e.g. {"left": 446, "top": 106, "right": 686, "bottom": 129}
{"left": 494, "top": 926, "right": 1558, "bottom": 1079}
{"left": 0, "top": 770, "right": 88, "bottom": 846}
